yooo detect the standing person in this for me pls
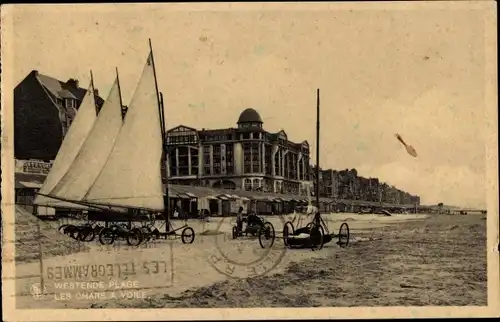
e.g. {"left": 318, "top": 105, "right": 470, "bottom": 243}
{"left": 236, "top": 206, "right": 244, "bottom": 233}
{"left": 180, "top": 207, "right": 188, "bottom": 224}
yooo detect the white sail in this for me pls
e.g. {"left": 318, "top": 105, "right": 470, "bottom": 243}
{"left": 46, "top": 78, "right": 124, "bottom": 209}
{"left": 84, "top": 52, "right": 164, "bottom": 211}
{"left": 34, "top": 83, "right": 98, "bottom": 207}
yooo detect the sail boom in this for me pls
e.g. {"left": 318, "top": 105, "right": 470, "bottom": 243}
{"left": 80, "top": 198, "right": 164, "bottom": 213}
{"left": 35, "top": 192, "right": 103, "bottom": 211}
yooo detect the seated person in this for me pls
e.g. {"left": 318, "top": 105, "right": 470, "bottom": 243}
{"left": 247, "top": 212, "right": 263, "bottom": 227}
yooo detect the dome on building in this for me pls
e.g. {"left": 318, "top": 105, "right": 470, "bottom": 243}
{"left": 237, "top": 108, "right": 263, "bottom": 124}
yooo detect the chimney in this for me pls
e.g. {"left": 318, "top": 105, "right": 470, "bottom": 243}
{"left": 66, "top": 78, "right": 79, "bottom": 88}
{"left": 32, "top": 70, "right": 39, "bottom": 76}
{"left": 94, "top": 88, "right": 99, "bottom": 97}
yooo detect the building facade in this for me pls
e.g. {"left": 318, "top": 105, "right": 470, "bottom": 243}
{"left": 165, "top": 108, "right": 313, "bottom": 195}
{"left": 316, "top": 167, "right": 420, "bottom": 206}
{"left": 14, "top": 70, "right": 107, "bottom": 161}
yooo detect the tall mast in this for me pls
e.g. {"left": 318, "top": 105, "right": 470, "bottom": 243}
{"left": 148, "top": 39, "right": 162, "bottom": 125}
{"left": 115, "top": 67, "right": 124, "bottom": 119}
{"left": 148, "top": 38, "right": 169, "bottom": 231}
{"left": 90, "top": 70, "right": 98, "bottom": 115}
{"left": 315, "top": 88, "right": 320, "bottom": 217}
{"left": 160, "top": 92, "right": 169, "bottom": 228}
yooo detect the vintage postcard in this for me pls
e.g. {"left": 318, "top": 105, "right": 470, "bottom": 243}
{"left": 1, "top": 2, "right": 498, "bottom": 321}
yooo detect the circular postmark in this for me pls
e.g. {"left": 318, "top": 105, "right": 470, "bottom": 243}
{"left": 30, "top": 283, "right": 47, "bottom": 300}
{"left": 206, "top": 214, "right": 288, "bottom": 279}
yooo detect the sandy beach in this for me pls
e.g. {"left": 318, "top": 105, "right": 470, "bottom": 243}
{"left": 12, "top": 208, "right": 486, "bottom": 308}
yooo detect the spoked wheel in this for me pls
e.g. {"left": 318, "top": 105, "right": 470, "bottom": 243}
{"left": 142, "top": 227, "right": 153, "bottom": 241}
{"left": 79, "top": 226, "right": 95, "bottom": 242}
{"left": 309, "top": 223, "right": 325, "bottom": 251}
{"left": 94, "top": 225, "right": 104, "bottom": 237}
{"left": 232, "top": 226, "right": 238, "bottom": 240}
{"left": 337, "top": 222, "right": 350, "bottom": 248}
{"left": 58, "top": 224, "right": 69, "bottom": 234}
{"left": 99, "top": 227, "right": 115, "bottom": 245}
{"left": 283, "top": 221, "right": 295, "bottom": 247}
{"left": 181, "top": 227, "right": 195, "bottom": 244}
{"left": 63, "top": 225, "right": 76, "bottom": 237}
{"left": 127, "top": 228, "right": 144, "bottom": 246}
{"left": 258, "top": 222, "right": 275, "bottom": 249}
{"left": 66, "top": 225, "right": 81, "bottom": 240}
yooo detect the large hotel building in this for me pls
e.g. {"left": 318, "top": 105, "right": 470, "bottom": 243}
{"left": 166, "top": 108, "right": 314, "bottom": 196}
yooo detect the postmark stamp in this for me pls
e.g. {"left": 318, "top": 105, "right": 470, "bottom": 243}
{"left": 206, "top": 215, "right": 288, "bottom": 279}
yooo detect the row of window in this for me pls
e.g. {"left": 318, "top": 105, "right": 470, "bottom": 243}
{"left": 167, "top": 134, "right": 197, "bottom": 145}
{"left": 57, "top": 98, "right": 77, "bottom": 109}
{"left": 204, "top": 144, "right": 234, "bottom": 176}
{"left": 169, "top": 143, "right": 310, "bottom": 180}
{"left": 166, "top": 132, "right": 310, "bottom": 154}
{"left": 201, "top": 134, "right": 233, "bottom": 142}
{"left": 243, "top": 179, "right": 301, "bottom": 194}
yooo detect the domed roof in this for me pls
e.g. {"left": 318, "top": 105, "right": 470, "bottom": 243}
{"left": 237, "top": 108, "right": 263, "bottom": 124}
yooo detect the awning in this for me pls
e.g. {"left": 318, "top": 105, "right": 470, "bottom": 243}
{"left": 240, "top": 196, "right": 250, "bottom": 201}
{"left": 17, "top": 181, "right": 43, "bottom": 189}
{"left": 165, "top": 190, "right": 178, "bottom": 198}
{"left": 217, "top": 195, "right": 229, "bottom": 201}
{"left": 177, "top": 192, "right": 197, "bottom": 199}
{"left": 252, "top": 195, "right": 271, "bottom": 201}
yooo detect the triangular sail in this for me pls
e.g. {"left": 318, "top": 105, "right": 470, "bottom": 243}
{"left": 34, "top": 83, "right": 98, "bottom": 207}
{"left": 84, "top": 52, "right": 164, "bottom": 211}
{"left": 45, "top": 78, "right": 124, "bottom": 209}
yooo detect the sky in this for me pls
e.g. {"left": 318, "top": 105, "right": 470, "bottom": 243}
{"left": 7, "top": 3, "right": 492, "bottom": 208}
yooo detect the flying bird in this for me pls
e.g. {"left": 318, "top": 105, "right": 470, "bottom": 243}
{"left": 395, "top": 133, "right": 418, "bottom": 157}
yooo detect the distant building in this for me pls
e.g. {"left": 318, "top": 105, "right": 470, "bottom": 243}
{"left": 165, "top": 108, "right": 314, "bottom": 195}
{"left": 315, "top": 166, "right": 419, "bottom": 206}
{"left": 13, "top": 70, "right": 109, "bottom": 161}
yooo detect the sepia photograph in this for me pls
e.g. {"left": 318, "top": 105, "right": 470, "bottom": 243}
{"left": 1, "top": 2, "right": 498, "bottom": 320}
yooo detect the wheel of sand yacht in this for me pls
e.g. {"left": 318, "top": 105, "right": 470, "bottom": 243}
{"left": 99, "top": 227, "right": 115, "bottom": 245}
{"left": 258, "top": 222, "right": 275, "bottom": 249}
{"left": 94, "top": 225, "right": 104, "bottom": 236}
{"left": 283, "top": 221, "right": 295, "bottom": 247}
{"left": 337, "top": 222, "right": 350, "bottom": 248}
{"left": 63, "top": 225, "right": 79, "bottom": 239}
{"left": 309, "top": 223, "right": 325, "bottom": 251}
{"left": 58, "top": 224, "right": 69, "bottom": 235}
{"left": 181, "top": 227, "right": 195, "bottom": 244}
{"left": 232, "top": 226, "right": 238, "bottom": 239}
{"left": 126, "top": 228, "right": 144, "bottom": 246}
{"left": 141, "top": 227, "right": 153, "bottom": 241}
{"left": 78, "top": 226, "right": 95, "bottom": 242}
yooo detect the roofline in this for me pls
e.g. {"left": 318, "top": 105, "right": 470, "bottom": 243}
{"left": 34, "top": 74, "right": 64, "bottom": 113}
